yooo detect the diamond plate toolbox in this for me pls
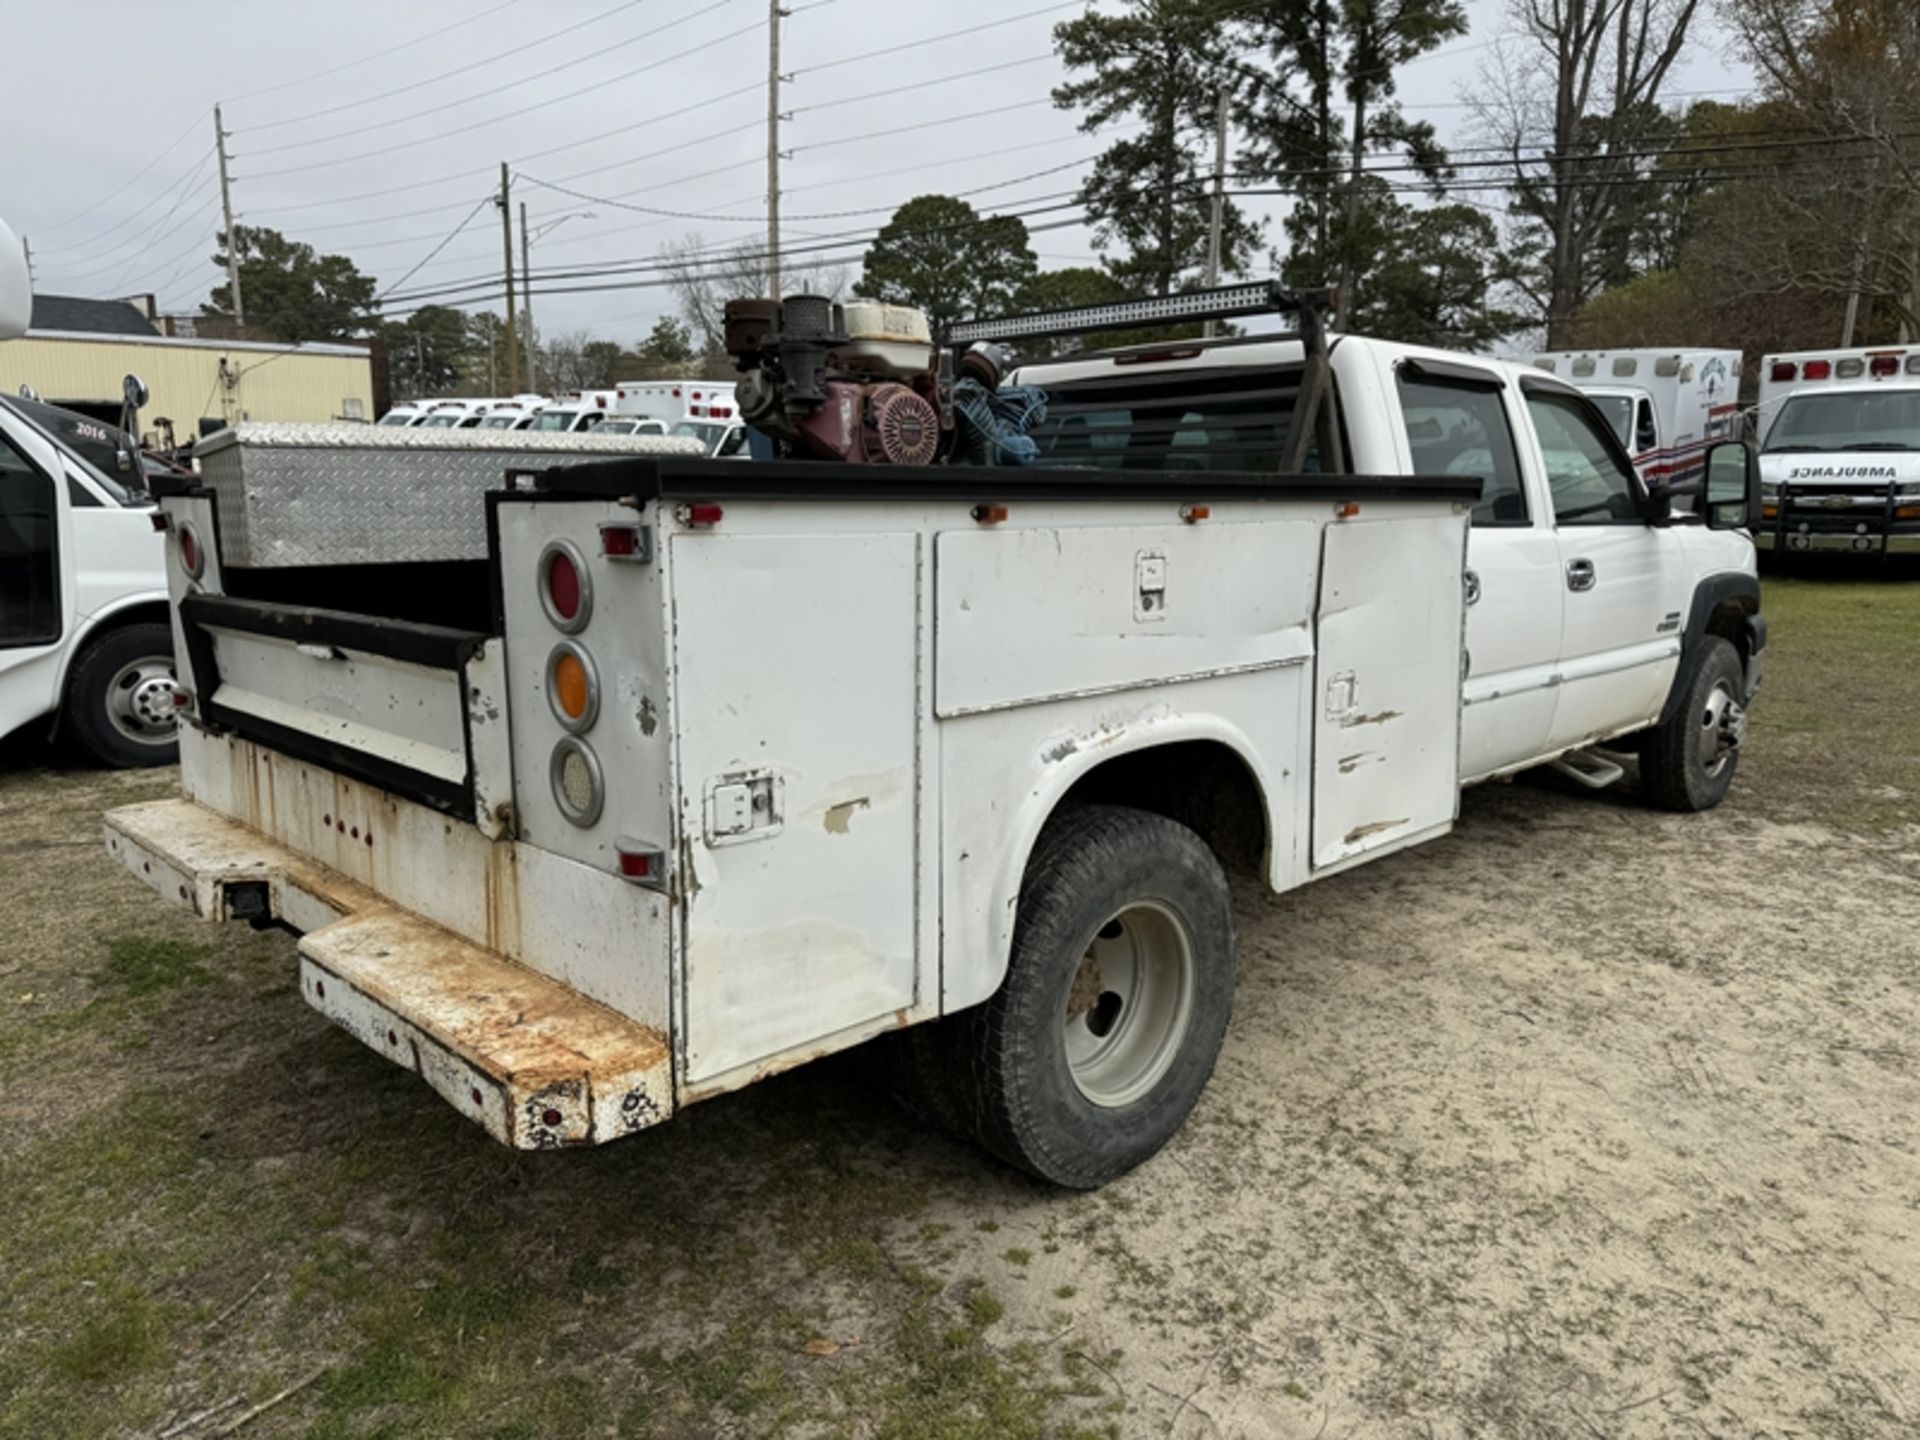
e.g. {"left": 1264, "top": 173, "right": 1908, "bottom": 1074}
{"left": 196, "top": 423, "right": 705, "bottom": 568}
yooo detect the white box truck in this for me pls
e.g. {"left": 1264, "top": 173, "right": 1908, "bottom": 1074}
{"left": 102, "top": 285, "right": 1763, "bottom": 1187}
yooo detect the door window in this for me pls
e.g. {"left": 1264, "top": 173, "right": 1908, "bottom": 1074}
{"left": 1395, "top": 372, "right": 1527, "bottom": 525}
{"left": 0, "top": 435, "right": 60, "bottom": 646}
{"left": 1526, "top": 390, "right": 1643, "bottom": 525}
{"left": 1635, "top": 398, "right": 1658, "bottom": 453}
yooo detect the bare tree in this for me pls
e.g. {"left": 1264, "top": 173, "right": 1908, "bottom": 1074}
{"left": 657, "top": 233, "right": 849, "bottom": 356}
{"left": 1477, "top": 0, "right": 1703, "bottom": 343}
{"left": 1720, "top": 0, "right": 1920, "bottom": 339}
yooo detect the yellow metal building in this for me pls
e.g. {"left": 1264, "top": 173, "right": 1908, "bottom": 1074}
{"left": 0, "top": 326, "right": 374, "bottom": 439}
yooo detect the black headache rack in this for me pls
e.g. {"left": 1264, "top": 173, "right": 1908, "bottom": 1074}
{"left": 947, "top": 279, "right": 1347, "bottom": 475}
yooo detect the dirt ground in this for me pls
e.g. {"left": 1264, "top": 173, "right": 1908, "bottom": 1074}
{"left": 1, "top": 574, "right": 1916, "bottom": 1439}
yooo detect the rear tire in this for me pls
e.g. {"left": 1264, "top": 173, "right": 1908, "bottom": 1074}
{"left": 62, "top": 623, "right": 179, "bottom": 768}
{"left": 926, "top": 803, "right": 1237, "bottom": 1189}
{"left": 1639, "top": 636, "right": 1744, "bottom": 812}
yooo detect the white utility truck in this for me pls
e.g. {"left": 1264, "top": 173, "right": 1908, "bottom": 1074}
{"left": 1755, "top": 345, "right": 1920, "bottom": 557}
{"left": 103, "top": 285, "right": 1763, "bottom": 1187}
{"left": 1531, "top": 348, "right": 1742, "bottom": 491}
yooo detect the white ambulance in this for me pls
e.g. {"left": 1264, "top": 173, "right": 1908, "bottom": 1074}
{"left": 612, "top": 379, "right": 738, "bottom": 429}
{"left": 1753, "top": 345, "right": 1920, "bottom": 556}
{"left": 1531, "top": 349, "right": 1742, "bottom": 490}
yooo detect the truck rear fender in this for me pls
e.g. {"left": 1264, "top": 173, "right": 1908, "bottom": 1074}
{"left": 955, "top": 720, "right": 1277, "bottom": 1015}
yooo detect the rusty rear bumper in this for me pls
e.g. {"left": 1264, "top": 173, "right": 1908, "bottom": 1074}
{"left": 104, "top": 799, "right": 673, "bottom": 1149}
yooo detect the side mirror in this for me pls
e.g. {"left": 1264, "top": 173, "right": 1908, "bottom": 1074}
{"left": 0, "top": 217, "right": 29, "bottom": 341}
{"left": 1704, "top": 439, "right": 1758, "bottom": 531}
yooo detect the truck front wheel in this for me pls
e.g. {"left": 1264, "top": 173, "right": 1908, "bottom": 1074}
{"left": 938, "top": 804, "right": 1237, "bottom": 1189}
{"left": 1638, "top": 635, "right": 1745, "bottom": 812}
{"left": 62, "top": 623, "right": 180, "bottom": 768}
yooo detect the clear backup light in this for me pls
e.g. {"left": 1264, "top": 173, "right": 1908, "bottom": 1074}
{"left": 1907, "top": 356, "right": 1920, "bottom": 375}
{"left": 550, "top": 737, "right": 604, "bottom": 827}
{"left": 1836, "top": 358, "right": 1865, "bottom": 378}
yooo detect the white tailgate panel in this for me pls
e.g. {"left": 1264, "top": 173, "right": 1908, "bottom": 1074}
{"left": 671, "top": 532, "right": 921, "bottom": 1083}
{"left": 206, "top": 627, "right": 467, "bottom": 785}
{"left": 1312, "top": 516, "right": 1465, "bottom": 868}
{"left": 935, "top": 521, "right": 1319, "bottom": 716}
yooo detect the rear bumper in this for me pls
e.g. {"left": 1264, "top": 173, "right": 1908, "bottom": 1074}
{"left": 104, "top": 798, "right": 672, "bottom": 1148}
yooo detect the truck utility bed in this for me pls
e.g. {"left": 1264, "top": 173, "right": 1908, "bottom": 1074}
{"left": 120, "top": 443, "right": 1479, "bottom": 1161}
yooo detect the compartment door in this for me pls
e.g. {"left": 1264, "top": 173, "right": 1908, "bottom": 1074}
{"left": 1312, "top": 516, "right": 1466, "bottom": 869}
{"left": 671, "top": 532, "right": 921, "bottom": 1084}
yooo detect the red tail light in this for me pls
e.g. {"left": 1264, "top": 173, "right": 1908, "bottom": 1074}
{"left": 1770, "top": 362, "right": 1796, "bottom": 382}
{"left": 615, "top": 839, "right": 666, "bottom": 889}
{"left": 178, "top": 524, "right": 204, "bottom": 579}
{"left": 1871, "top": 355, "right": 1900, "bottom": 376}
{"left": 676, "top": 502, "right": 724, "bottom": 528}
{"left": 1804, "top": 360, "right": 1831, "bottom": 380}
{"left": 548, "top": 552, "right": 580, "bottom": 618}
{"left": 538, "top": 541, "right": 591, "bottom": 631}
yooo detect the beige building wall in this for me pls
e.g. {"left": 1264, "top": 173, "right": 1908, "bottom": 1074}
{"left": 0, "top": 331, "right": 374, "bottom": 434}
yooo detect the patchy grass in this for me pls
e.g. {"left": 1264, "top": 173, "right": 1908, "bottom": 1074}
{"left": 1745, "top": 569, "right": 1920, "bottom": 831}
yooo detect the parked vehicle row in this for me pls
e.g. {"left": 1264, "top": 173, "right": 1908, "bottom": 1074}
{"left": 1541, "top": 343, "right": 1920, "bottom": 559}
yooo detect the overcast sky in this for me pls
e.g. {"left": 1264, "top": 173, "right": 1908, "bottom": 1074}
{"left": 12, "top": 0, "right": 1751, "bottom": 350}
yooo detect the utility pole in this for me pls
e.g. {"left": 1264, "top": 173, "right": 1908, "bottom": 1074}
{"left": 767, "top": 0, "right": 784, "bottom": 298}
{"left": 519, "top": 202, "right": 537, "bottom": 393}
{"left": 1203, "top": 88, "right": 1229, "bottom": 338}
{"left": 214, "top": 106, "right": 245, "bottom": 336}
{"left": 497, "top": 163, "right": 520, "bottom": 394}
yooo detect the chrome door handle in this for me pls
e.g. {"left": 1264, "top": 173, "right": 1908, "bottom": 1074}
{"left": 1565, "top": 558, "right": 1595, "bottom": 592}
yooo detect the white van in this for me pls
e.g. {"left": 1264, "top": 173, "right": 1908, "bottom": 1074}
{"left": 1531, "top": 349, "right": 1742, "bottom": 489}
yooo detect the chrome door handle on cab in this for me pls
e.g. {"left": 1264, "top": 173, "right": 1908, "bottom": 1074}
{"left": 1565, "top": 558, "right": 1596, "bottom": 592}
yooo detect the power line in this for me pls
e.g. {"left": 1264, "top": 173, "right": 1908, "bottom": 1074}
{"left": 37, "top": 145, "right": 217, "bottom": 261}
{"left": 238, "top": 0, "right": 656, "bottom": 134}
{"left": 376, "top": 194, "right": 500, "bottom": 304}
{"left": 243, "top": 11, "right": 765, "bottom": 180}
{"left": 787, "top": 0, "right": 1086, "bottom": 79}
{"left": 243, "top": 0, "right": 737, "bottom": 157}
{"left": 32, "top": 109, "right": 211, "bottom": 237}
{"left": 221, "top": 0, "right": 526, "bottom": 103}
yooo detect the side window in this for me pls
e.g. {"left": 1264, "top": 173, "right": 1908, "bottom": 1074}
{"left": 0, "top": 435, "right": 61, "bottom": 646}
{"left": 1395, "top": 372, "right": 1527, "bottom": 526}
{"left": 1526, "top": 390, "right": 1642, "bottom": 525}
{"left": 1635, "top": 399, "right": 1657, "bottom": 453}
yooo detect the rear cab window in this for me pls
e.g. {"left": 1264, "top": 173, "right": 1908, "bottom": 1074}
{"left": 1394, "top": 366, "right": 1528, "bottom": 526}
{"left": 1022, "top": 364, "right": 1340, "bottom": 473}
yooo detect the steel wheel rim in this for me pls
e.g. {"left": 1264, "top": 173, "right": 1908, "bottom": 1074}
{"left": 1697, "top": 679, "right": 1744, "bottom": 777}
{"left": 107, "top": 657, "right": 178, "bottom": 745}
{"left": 1063, "top": 899, "right": 1196, "bottom": 1108}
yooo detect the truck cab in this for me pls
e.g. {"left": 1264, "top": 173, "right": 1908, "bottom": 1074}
{"left": 1755, "top": 348, "right": 1920, "bottom": 556}
{"left": 1014, "top": 333, "right": 1762, "bottom": 802}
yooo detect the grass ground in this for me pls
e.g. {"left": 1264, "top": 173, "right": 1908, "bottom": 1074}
{"left": 0, "top": 571, "right": 1915, "bottom": 1438}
